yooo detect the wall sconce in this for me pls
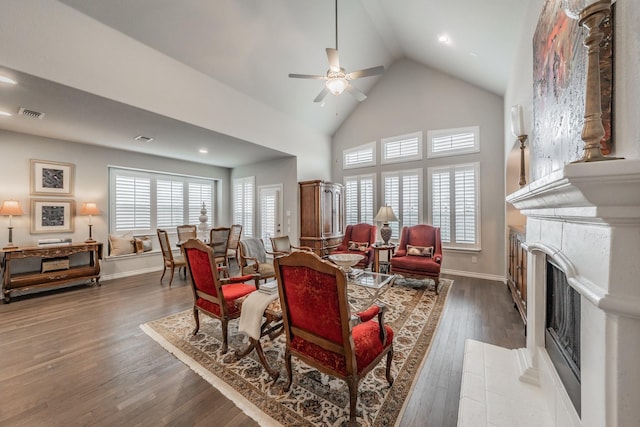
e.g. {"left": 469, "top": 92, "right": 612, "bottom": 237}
{"left": 511, "top": 104, "right": 528, "bottom": 187}
{"left": 562, "top": 0, "right": 619, "bottom": 162}
{"left": 79, "top": 202, "right": 100, "bottom": 243}
{"left": 374, "top": 205, "right": 398, "bottom": 245}
{"left": 0, "top": 200, "right": 25, "bottom": 248}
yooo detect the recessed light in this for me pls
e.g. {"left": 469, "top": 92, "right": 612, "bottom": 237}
{"left": 199, "top": 148, "right": 208, "bottom": 154}
{"left": 0, "top": 75, "right": 17, "bottom": 85}
{"left": 134, "top": 135, "right": 154, "bottom": 142}
{"left": 437, "top": 34, "right": 451, "bottom": 44}
{"left": 0, "top": 111, "right": 11, "bottom": 117}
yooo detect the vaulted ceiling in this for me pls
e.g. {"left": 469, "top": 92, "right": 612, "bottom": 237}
{"left": 0, "top": 0, "right": 527, "bottom": 167}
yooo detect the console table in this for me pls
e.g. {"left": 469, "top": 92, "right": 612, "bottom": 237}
{"left": 1, "top": 242, "right": 103, "bottom": 303}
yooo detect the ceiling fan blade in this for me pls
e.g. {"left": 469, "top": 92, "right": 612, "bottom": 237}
{"left": 326, "top": 48, "right": 340, "bottom": 72}
{"left": 313, "top": 87, "right": 330, "bottom": 103}
{"left": 346, "top": 65, "right": 385, "bottom": 80}
{"left": 289, "top": 73, "right": 326, "bottom": 80}
{"left": 345, "top": 84, "right": 367, "bottom": 102}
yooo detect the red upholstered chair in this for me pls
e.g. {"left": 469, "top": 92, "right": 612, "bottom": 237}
{"left": 390, "top": 224, "right": 443, "bottom": 294}
{"left": 331, "top": 223, "right": 377, "bottom": 269}
{"left": 182, "top": 238, "right": 259, "bottom": 353}
{"left": 274, "top": 251, "right": 394, "bottom": 426}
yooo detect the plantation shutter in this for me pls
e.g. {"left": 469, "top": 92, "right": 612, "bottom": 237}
{"left": 360, "top": 176, "right": 374, "bottom": 223}
{"left": 383, "top": 175, "right": 400, "bottom": 238}
{"left": 454, "top": 165, "right": 476, "bottom": 244}
{"left": 402, "top": 174, "right": 419, "bottom": 228}
{"left": 259, "top": 190, "right": 278, "bottom": 252}
{"left": 344, "top": 177, "right": 359, "bottom": 226}
{"left": 233, "top": 177, "right": 254, "bottom": 237}
{"left": 188, "top": 182, "right": 213, "bottom": 227}
{"left": 431, "top": 169, "right": 451, "bottom": 243}
{"left": 156, "top": 179, "right": 184, "bottom": 228}
{"left": 384, "top": 135, "right": 420, "bottom": 160}
{"left": 114, "top": 174, "right": 151, "bottom": 232}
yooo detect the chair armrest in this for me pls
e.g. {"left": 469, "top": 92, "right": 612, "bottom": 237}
{"left": 394, "top": 249, "right": 407, "bottom": 257}
{"left": 271, "top": 250, "right": 289, "bottom": 257}
{"left": 291, "top": 244, "right": 313, "bottom": 252}
{"left": 433, "top": 252, "right": 443, "bottom": 264}
{"left": 243, "top": 255, "right": 260, "bottom": 271}
{"left": 220, "top": 273, "right": 259, "bottom": 286}
{"left": 353, "top": 302, "right": 388, "bottom": 344}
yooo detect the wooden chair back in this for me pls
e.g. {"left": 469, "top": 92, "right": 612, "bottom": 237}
{"left": 176, "top": 224, "right": 197, "bottom": 243}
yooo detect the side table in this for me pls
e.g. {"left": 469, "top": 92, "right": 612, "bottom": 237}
{"left": 372, "top": 244, "right": 395, "bottom": 274}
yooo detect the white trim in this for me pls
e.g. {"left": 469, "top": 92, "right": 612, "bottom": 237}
{"left": 427, "top": 126, "right": 480, "bottom": 158}
{"left": 381, "top": 131, "right": 423, "bottom": 164}
{"left": 343, "top": 141, "right": 376, "bottom": 169}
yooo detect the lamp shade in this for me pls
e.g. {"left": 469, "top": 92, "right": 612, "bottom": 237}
{"left": 510, "top": 104, "right": 525, "bottom": 137}
{"left": 326, "top": 78, "right": 348, "bottom": 96}
{"left": 374, "top": 206, "right": 398, "bottom": 223}
{"left": 562, "top": 0, "right": 601, "bottom": 19}
{"left": 79, "top": 202, "right": 100, "bottom": 216}
{"left": 0, "top": 200, "right": 24, "bottom": 216}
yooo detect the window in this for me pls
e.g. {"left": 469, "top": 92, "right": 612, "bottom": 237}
{"left": 233, "top": 176, "right": 255, "bottom": 238}
{"left": 343, "top": 142, "right": 376, "bottom": 169}
{"left": 428, "top": 162, "right": 480, "bottom": 250}
{"left": 382, "top": 132, "right": 422, "bottom": 164}
{"left": 109, "top": 167, "right": 216, "bottom": 235}
{"left": 344, "top": 174, "right": 375, "bottom": 226}
{"left": 427, "top": 126, "right": 480, "bottom": 158}
{"left": 381, "top": 169, "right": 422, "bottom": 239}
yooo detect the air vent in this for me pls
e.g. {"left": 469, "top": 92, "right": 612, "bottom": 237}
{"left": 134, "top": 135, "right": 154, "bottom": 143}
{"left": 18, "top": 107, "right": 45, "bottom": 119}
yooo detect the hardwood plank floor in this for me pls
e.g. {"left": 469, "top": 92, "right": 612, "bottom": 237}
{"left": 0, "top": 270, "right": 524, "bottom": 426}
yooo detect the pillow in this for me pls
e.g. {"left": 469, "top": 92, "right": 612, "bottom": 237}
{"left": 109, "top": 233, "right": 135, "bottom": 256}
{"left": 134, "top": 236, "right": 153, "bottom": 253}
{"left": 348, "top": 241, "right": 369, "bottom": 252}
{"left": 406, "top": 244, "right": 433, "bottom": 257}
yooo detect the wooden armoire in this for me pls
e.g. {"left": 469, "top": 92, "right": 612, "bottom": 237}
{"left": 299, "top": 180, "right": 344, "bottom": 257}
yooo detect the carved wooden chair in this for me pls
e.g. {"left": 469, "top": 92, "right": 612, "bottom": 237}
{"left": 176, "top": 224, "right": 197, "bottom": 243}
{"left": 226, "top": 224, "right": 243, "bottom": 265}
{"left": 209, "top": 227, "right": 231, "bottom": 277}
{"left": 330, "top": 223, "right": 377, "bottom": 269}
{"left": 390, "top": 224, "right": 443, "bottom": 294}
{"left": 238, "top": 238, "right": 276, "bottom": 286}
{"left": 182, "top": 238, "right": 259, "bottom": 353}
{"left": 269, "top": 235, "right": 312, "bottom": 257}
{"left": 157, "top": 228, "right": 187, "bottom": 286}
{"left": 274, "top": 251, "right": 394, "bottom": 426}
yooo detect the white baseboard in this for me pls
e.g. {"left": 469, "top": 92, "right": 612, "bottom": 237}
{"left": 441, "top": 268, "right": 506, "bottom": 283}
{"left": 101, "top": 266, "right": 162, "bottom": 282}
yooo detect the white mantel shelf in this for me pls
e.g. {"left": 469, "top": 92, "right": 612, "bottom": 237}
{"left": 506, "top": 159, "right": 640, "bottom": 224}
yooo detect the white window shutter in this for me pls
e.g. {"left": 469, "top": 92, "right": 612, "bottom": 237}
{"left": 115, "top": 174, "right": 151, "bottom": 232}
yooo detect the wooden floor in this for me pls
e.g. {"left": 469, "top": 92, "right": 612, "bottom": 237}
{"left": 0, "top": 269, "right": 524, "bottom": 427}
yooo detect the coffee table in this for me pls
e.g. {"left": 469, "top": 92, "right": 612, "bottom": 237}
{"left": 346, "top": 270, "right": 395, "bottom": 311}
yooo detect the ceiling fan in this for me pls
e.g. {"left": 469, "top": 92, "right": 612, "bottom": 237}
{"left": 288, "top": 0, "right": 384, "bottom": 103}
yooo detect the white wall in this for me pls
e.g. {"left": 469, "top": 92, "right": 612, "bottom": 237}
{"left": 332, "top": 59, "right": 506, "bottom": 280}
{"left": 0, "top": 130, "right": 231, "bottom": 279}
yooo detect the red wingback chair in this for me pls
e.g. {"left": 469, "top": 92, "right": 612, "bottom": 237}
{"left": 390, "top": 224, "right": 443, "bottom": 294}
{"left": 182, "top": 238, "right": 259, "bottom": 353}
{"left": 274, "top": 251, "right": 394, "bottom": 426}
{"left": 331, "top": 223, "right": 377, "bottom": 269}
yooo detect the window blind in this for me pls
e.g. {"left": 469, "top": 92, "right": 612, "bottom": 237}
{"left": 156, "top": 179, "right": 184, "bottom": 228}
{"left": 233, "top": 176, "right": 254, "bottom": 237}
{"left": 114, "top": 174, "right": 151, "bottom": 232}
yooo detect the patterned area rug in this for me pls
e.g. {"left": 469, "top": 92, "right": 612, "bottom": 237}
{"left": 141, "top": 278, "right": 452, "bottom": 427}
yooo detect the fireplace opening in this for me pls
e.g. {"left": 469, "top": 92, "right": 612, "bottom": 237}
{"left": 546, "top": 258, "right": 581, "bottom": 416}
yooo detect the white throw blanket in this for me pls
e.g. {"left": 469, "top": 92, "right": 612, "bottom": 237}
{"left": 238, "top": 290, "right": 279, "bottom": 340}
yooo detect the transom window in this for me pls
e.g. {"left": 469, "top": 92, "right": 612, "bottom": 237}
{"left": 343, "top": 142, "right": 376, "bottom": 169}
{"left": 382, "top": 132, "right": 422, "bottom": 164}
{"left": 109, "top": 167, "right": 216, "bottom": 235}
{"left": 344, "top": 174, "right": 376, "bottom": 226}
{"left": 427, "top": 126, "right": 480, "bottom": 158}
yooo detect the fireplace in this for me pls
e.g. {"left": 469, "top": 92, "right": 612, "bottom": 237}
{"left": 545, "top": 259, "right": 581, "bottom": 416}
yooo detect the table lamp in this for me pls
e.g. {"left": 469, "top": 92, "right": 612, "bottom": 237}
{"left": 79, "top": 202, "right": 100, "bottom": 243}
{"left": 0, "top": 200, "right": 24, "bottom": 248}
{"left": 374, "top": 205, "right": 398, "bottom": 245}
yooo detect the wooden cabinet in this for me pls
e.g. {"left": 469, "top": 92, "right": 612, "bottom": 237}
{"left": 1, "top": 242, "right": 102, "bottom": 303}
{"left": 507, "top": 227, "right": 527, "bottom": 326}
{"left": 299, "top": 180, "right": 344, "bottom": 257}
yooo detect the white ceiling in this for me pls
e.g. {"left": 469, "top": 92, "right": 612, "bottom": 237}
{"left": 0, "top": 0, "right": 527, "bottom": 168}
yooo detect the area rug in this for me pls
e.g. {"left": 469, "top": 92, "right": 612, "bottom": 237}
{"left": 141, "top": 278, "right": 452, "bottom": 427}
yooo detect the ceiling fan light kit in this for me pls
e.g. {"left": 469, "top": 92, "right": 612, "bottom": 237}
{"left": 288, "top": 0, "right": 384, "bottom": 103}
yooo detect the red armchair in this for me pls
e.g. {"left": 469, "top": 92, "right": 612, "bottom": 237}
{"left": 331, "top": 223, "right": 377, "bottom": 269}
{"left": 274, "top": 251, "right": 394, "bottom": 426}
{"left": 390, "top": 224, "right": 443, "bottom": 294}
{"left": 182, "top": 238, "right": 258, "bottom": 353}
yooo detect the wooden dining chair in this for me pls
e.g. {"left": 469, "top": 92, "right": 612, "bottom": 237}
{"left": 209, "top": 227, "right": 231, "bottom": 277}
{"left": 176, "top": 224, "right": 197, "bottom": 243}
{"left": 157, "top": 228, "right": 187, "bottom": 286}
{"left": 226, "top": 224, "right": 243, "bottom": 265}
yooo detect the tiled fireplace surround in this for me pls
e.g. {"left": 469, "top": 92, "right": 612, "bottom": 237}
{"left": 459, "top": 159, "right": 640, "bottom": 426}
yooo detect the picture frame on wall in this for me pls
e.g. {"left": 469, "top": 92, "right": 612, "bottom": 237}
{"left": 30, "top": 159, "right": 75, "bottom": 196}
{"left": 31, "top": 199, "right": 75, "bottom": 234}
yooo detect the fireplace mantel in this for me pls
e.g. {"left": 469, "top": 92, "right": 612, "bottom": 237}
{"left": 507, "top": 159, "right": 640, "bottom": 225}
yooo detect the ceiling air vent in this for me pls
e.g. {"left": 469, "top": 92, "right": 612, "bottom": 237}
{"left": 134, "top": 135, "right": 154, "bottom": 143}
{"left": 18, "top": 107, "right": 45, "bottom": 119}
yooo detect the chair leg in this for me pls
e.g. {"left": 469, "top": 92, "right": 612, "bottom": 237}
{"left": 283, "top": 348, "right": 293, "bottom": 392}
{"left": 346, "top": 377, "right": 359, "bottom": 426}
{"left": 386, "top": 347, "right": 395, "bottom": 386}
{"left": 160, "top": 264, "right": 167, "bottom": 283}
{"left": 168, "top": 265, "right": 176, "bottom": 286}
{"left": 192, "top": 307, "right": 200, "bottom": 335}
{"left": 221, "top": 318, "right": 229, "bottom": 354}
{"left": 434, "top": 277, "right": 440, "bottom": 295}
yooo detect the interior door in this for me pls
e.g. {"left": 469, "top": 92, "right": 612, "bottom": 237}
{"left": 258, "top": 184, "right": 283, "bottom": 252}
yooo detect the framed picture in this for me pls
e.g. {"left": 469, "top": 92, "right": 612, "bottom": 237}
{"left": 30, "top": 159, "right": 75, "bottom": 196}
{"left": 31, "top": 199, "right": 75, "bottom": 234}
